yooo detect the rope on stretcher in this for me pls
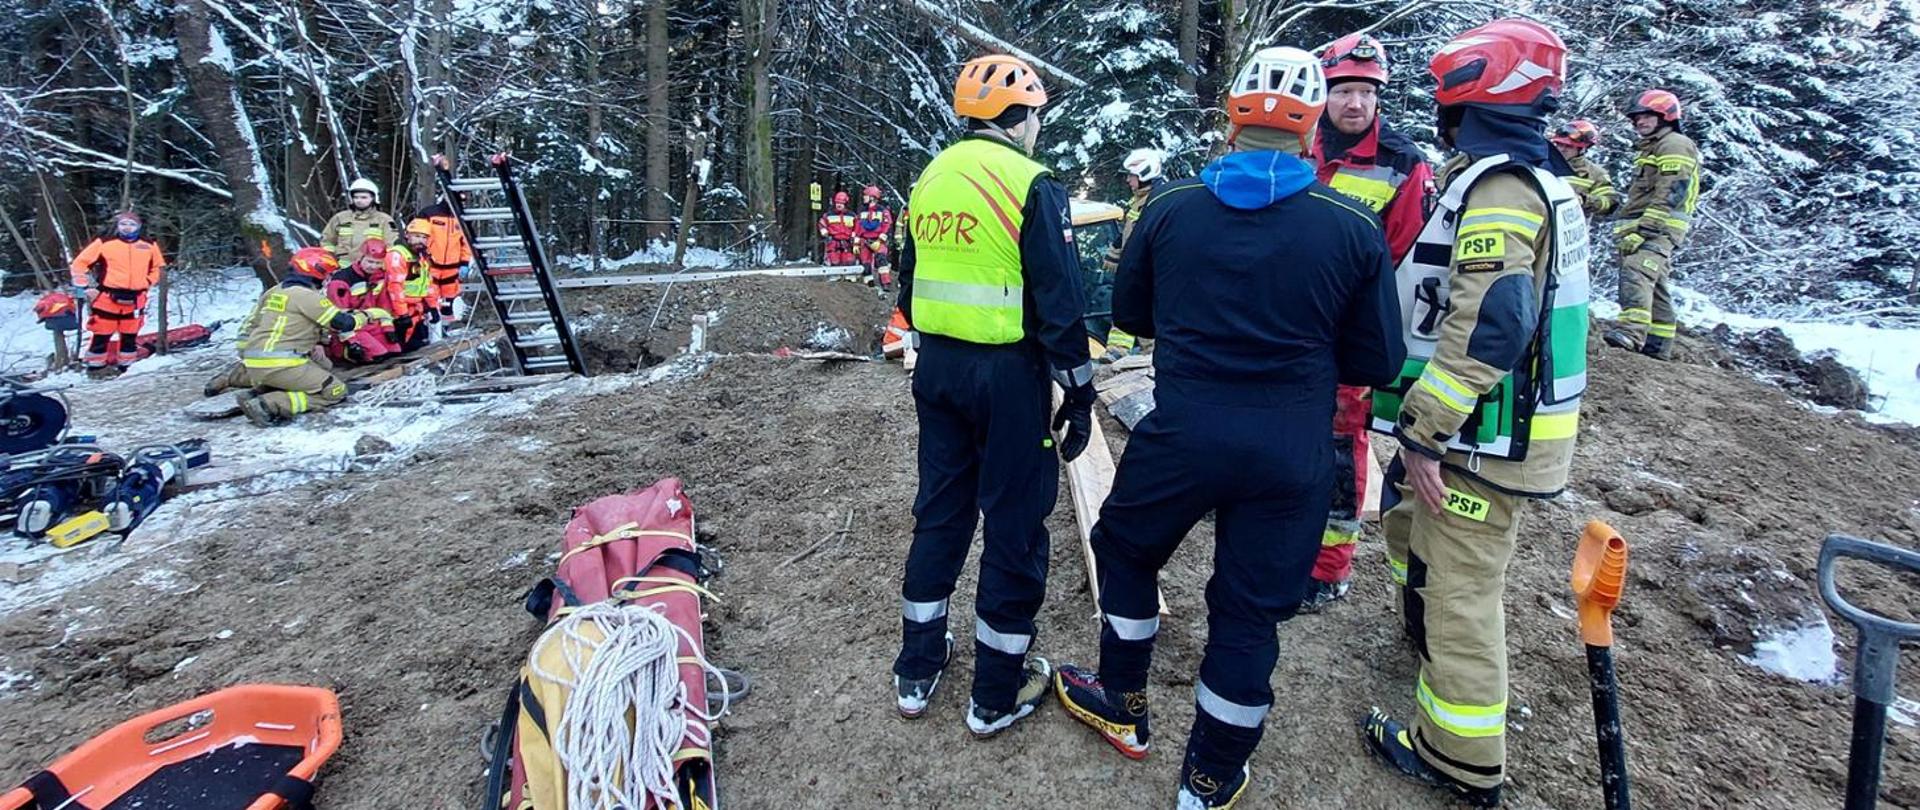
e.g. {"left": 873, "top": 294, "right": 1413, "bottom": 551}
{"left": 528, "top": 599, "right": 730, "bottom": 810}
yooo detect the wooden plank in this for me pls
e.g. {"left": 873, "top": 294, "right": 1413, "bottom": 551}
{"left": 348, "top": 331, "right": 502, "bottom": 387}
{"left": 1109, "top": 354, "right": 1153, "bottom": 372}
{"left": 1362, "top": 445, "right": 1385, "bottom": 521}
{"left": 1055, "top": 386, "right": 1166, "bottom": 618}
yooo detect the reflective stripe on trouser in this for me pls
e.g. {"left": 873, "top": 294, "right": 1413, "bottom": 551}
{"left": 1402, "top": 466, "right": 1521, "bottom": 789}
{"left": 1615, "top": 249, "right": 1674, "bottom": 345}
{"left": 1380, "top": 454, "right": 1411, "bottom": 588}
{"left": 894, "top": 336, "right": 1058, "bottom": 713}
{"left": 246, "top": 363, "right": 348, "bottom": 418}
{"left": 1087, "top": 381, "right": 1328, "bottom": 781}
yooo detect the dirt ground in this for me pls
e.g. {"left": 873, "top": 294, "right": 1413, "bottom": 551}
{"left": 567, "top": 273, "right": 891, "bottom": 373}
{"left": 3, "top": 281, "right": 1920, "bottom": 809}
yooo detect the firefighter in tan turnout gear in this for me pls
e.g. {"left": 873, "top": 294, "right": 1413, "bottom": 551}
{"left": 209, "top": 247, "right": 390, "bottom": 427}
{"left": 1360, "top": 19, "right": 1591, "bottom": 808}
{"left": 1603, "top": 89, "right": 1700, "bottom": 360}
{"left": 1550, "top": 119, "right": 1617, "bottom": 218}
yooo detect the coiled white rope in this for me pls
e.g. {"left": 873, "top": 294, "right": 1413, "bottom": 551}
{"left": 529, "top": 599, "right": 728, "bottom": 810}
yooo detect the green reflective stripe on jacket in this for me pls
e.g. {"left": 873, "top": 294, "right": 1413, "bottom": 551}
{"left": 907, "top": 138, "right": 1050, "bottom": 345}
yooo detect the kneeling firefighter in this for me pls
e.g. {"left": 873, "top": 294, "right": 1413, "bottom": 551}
{"left": 209, "top": 247, "right": 390, "bottom": 427}
{"left": 1361, "top": 20, "right": 1590, "bottom": 808}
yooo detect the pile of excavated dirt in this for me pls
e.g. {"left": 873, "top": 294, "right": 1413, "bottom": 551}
{"left": 1701, "top": 324, "right": 1873, "bottom": 411}
{"left": 564, "top": 275, "right": 890, "bottom": 374}
{"left": 4, "top": 301, "right": 1920, "bottom": 809}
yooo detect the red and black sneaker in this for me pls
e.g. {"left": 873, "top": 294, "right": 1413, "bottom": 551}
{"left": 1053, "top": 663, "right": 1151, "bottom": 759}
{"left": 1360, "top": 709, "right": 1502, "bottom": 808}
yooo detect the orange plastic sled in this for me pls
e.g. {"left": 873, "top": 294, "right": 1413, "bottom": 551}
{"left": 1, "top": 684, "right": 342, "bottom": 810}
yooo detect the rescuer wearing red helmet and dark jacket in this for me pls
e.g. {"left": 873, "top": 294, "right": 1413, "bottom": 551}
{"left": 1603, "top": 88, "right": 1701, "bottom": 360}
{"left": 1048, "top": 46, "right": 1403, "bottom": 809}
{"left": 817, "top": 191, "right": 857, "bottom": 266}
{"left": 1550, "top": 119, "right": 1618, "bottom": 218}
{"left": 1359, "top": 20, "right": 1592, "bottom": 807}
{"left": 1300, "top": 31, "right": 1437, "bottom": 614}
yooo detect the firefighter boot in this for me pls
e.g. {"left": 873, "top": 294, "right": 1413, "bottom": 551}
{"left": 1361, "top": 709, "right": 1501, "bottom": 807}
{"left": 1639, "top": 334, "right": 1672, "bottom": 360}
{"left": 1055, "top": 663, "right": 1152, "bottom": 759}
{"left": 237, "top": 392, "right": 287, "bottom": 428}
{"left": 895, "top": 632, "right": 953, "bottom": 719}
{"left": 1602, "top": 328, "right": 1640, "bottom": 352}
{"left": 966, "top": 657, "right": 1052, "bottom": 738}
{"left": 1177, "top": 762, "right": 1250, "bottom": 809}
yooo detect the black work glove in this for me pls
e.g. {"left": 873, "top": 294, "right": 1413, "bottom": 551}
{"left": 393, "top": 314, "right": 413, "bottom": 334}
{"left": 1052, "top": 381, "right": 1096, "bottom": 462}
{"left": 426, "top": 307, "right": 441, "bottom": 324}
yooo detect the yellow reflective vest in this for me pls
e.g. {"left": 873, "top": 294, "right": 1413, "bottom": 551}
{"left": 906, "top": 138, "right": 1051, "bottom": 345}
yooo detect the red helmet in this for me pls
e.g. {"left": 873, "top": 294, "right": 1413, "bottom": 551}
{"left": 1551, "top": 119, "right": 1601, "bottom": 149}
{"left": 360, "top": 238, "right": 388, "bottom": 261}
{"left": 1320, "top": 33, "right": 1388, "bottom": 86}
{"left": 833, "top": 191, "right": 850, "bottom": 205}
{"left": 289, "top": 246, "right": 340, "bottom": 281}
{"left": 1429, "top": 19, "right": 1565, "bottom": 119}
{"left": 862, "top": 185, "right": 881, "bottom": 200}
{"left": 1627, "top": 89, "right": 1682, "bottom": 123}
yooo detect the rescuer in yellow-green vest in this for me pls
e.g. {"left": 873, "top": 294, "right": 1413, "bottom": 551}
{"left": 890, "top": 53, "right": 1092, "bottom": 740}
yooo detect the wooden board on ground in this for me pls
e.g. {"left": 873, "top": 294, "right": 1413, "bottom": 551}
{"left": 1109, "top": 354, "right": 1152, "bottom": 372}
{"left": 1095, "top": 368, "right": 1153, "bottom": 406}
{"left": 178, "top": 459, "right": 333, "bottom": 493}
{"left": 1054, "top": 386, "right": 1166, "bottom": 618}
{"left": 787, "top": 350, "right": 871, "bottom": 363}
{"left": 348, "top": 331, "right": 502, "bottom": 387}
{"left": 183, "top": 396, "right": 243, "bottom": 421}
{"left": 438, "top": 375, "right": 569, "bottom": 396}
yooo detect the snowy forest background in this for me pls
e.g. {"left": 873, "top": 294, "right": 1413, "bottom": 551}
{"left": 3, "top": 0, "right": 1918, "bottom": 319}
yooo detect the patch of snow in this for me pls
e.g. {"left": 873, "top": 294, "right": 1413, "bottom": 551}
{"left": 499, "top": 549, "right": 533, "bottom": 570}
{"left": 1892, "top": 696, "right": 1920, "bottom": 727}
{"left": 1742, "top": 618, "right": 1841, "bottom": 685}
{"left": 0, "top": 267, "right": 259, "bottom": 376}
{"left": 557, "top": 240, "right": 737, "bottom": 273}
{"left": 0, "top": 669, "right": 31, "bottom": 694}
{"left": 1671, "top": 286, "right": 1920, "bottom": 425}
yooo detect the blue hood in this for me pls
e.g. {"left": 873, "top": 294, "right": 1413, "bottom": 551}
{"left": 1200, "top": 151, "right": 1317, "bottom": 210}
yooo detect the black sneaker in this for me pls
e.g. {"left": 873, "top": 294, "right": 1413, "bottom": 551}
{"left": 1360, "top": 709, "right": 1502, "bottom": 808}
{"left": 1177, "top": 762, "right": 1250, "bottom": 809}
{"left": 966, "top": 656, "right": 1052, "bottom": 738}
{"left": 1295, "top": 578, "right": 1352, "bottom": 614}
{"left": 1602, "top": 329, "right": 1640, "bottom": 352}
{"left": 895, "top": 633, "right": 953, "bottom": 719}
{"left": 1054, "top": 663, "right": 1150, "bottom": 759}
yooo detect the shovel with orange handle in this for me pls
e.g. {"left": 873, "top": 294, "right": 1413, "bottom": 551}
{"left": 1572, "top": 520, "right": 1632, "bottom": 810}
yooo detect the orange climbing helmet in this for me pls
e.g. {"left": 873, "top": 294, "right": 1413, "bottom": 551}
{"left": 832, "top": 190, "right": 851, "bottom": 206}
{"left": 1226, "top": 46, "right": 1328, "bottom": 152}
{"left": 1551, "top": 119, "right": 1601, "bottom": 149}
{"left": 1627, "top": 89, "right": 1683, "bottom": 123}
{"left": 405, "top": 218, "right": 433, "bottom": 239}
{"left": 1429, "top": 19, "right": 1565, "bottom": 119}
{"left": 289, "top": 246, "right": 340, "bottom": 281}
{"left": 863, "top": 185, "right": 882, "bottom": 200}
{"left": 952, "top": 54, "right": 1049, "bottom": 121}
{"left": 1321, "top": 33, "right": 1389, "bottom": 86}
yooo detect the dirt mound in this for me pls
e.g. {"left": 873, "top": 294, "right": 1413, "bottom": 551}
{"left": 7, "top": 303, "right": 1920, "bottom": 809}
{"left": 1702, "top": 324, "right": 1872, "bottom": 410}
{"left": 566, "top": 276, "right": 890, "bottom": 373}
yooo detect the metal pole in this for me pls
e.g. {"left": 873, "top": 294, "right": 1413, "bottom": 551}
{"left": 1586, "top": 644, "right": 1632, "bottom": 810}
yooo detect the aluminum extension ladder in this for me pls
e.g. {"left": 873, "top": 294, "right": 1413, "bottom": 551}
{"left": 431, "top": 153, "right": 585, "bottom": 376}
